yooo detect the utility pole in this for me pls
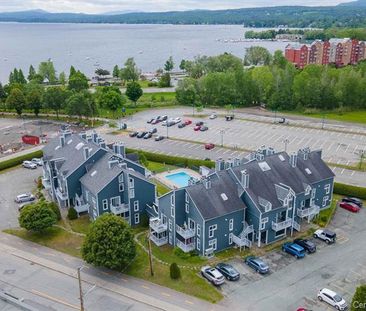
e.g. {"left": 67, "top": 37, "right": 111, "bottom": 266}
{"left": 359, "top": 150, "right": 365, "bottom": 170}
{"left": 166, "top": 116, "right": 169, "bottom": 139}
{"left": 77, "top": 267, "right": 84, "bottom": 311}
{"left": 321, "top": 113, "right": 326, "bottom": 130}
{"left": 220, "top": 130, "right": 225, "bottom": 147}
{"left": 147, "top": 228, "right": 154, "bottom": 276}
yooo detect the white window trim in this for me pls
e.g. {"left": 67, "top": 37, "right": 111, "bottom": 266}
{"left": 311, "top": 188, "right": 316, "bottom": 199}
{"left": 129, "top": 188, "right": 135, "bottom": 199}
{"left": 185, "top": 202, "right": 189, "bottom": 213}
{"left": 171, "top": 194, "right": 175, "bottom": 206}
{"left": 229, "top": 233, "right": 233, "bottom": 245}
{"left": 229, "top": 219, "right": 234, "bottom": 231}
{"left": 322, "top": 196, "right": 329, "bottom": 207}
{"left": 119, "top": 183, "right": 124, "bottom": 192}
{"left": 208, "top": 239, "right": 217, "bottom": 250}
{"left": 197, "top": 238, "right": 201, "bottom": 251}
{"left": 118, "top": 174, "right": 124, "bottom": 183}
{"left": 208, "top": 224, "right": 217, "bottom": 238}
{"left": 171, "top": 205, "right": 175, "bottom": 218}
{"left": 134, "top": 200, "right": 139, "bottom": 212}
{"left": 197, "top": 224, "right": 201, "bottom": 237}
{"left": 102, "top": 199, "right": 108, "bottom": 211}
{"left": 110, "top": 196, "right": 121, "bottom": 207}
{"left": 129, "top": 177, "right": 134, "bottom": 188}
{"left": 168, "top": 219, "right": 172, "bottom": 231}
{"left": 134, "top": 213, "right": 140, "bottom": 224}
{"left": 324, "top": 184, "right": 331, "bottom": 195}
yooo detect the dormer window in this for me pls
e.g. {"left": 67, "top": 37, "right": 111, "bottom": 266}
{"left": 305, "top": 186, "right": 311, "bottom": 195}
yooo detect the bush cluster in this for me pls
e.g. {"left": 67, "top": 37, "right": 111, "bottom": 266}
{"left": 333, "top": 182, "right": 366, "bottom": 200}
{"left": 170, "top": 262, "right": 181, "bottom": 279}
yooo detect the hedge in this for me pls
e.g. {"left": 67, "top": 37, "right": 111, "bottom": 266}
{"left": 126, "top": 148, "right": 215, "bottom": 170}
{"left": 333, "top": 182, "right": 366, "bottom": 200}
{"left": 0, "top": 150, "right": 44, "bottom": 172}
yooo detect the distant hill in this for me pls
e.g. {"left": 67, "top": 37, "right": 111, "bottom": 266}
{"left": 0, "top": 3, "right": 366, "bottom": 27}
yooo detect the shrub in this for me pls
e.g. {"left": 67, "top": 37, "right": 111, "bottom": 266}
{"left": 0, "top": 150, "right": 43, "bottom": 172}
{"left": 173, "top": 247, "right": 191, "bottom": 259}
{"left": 67, "top": 207, "right": 78, "bottom": 220}
{"left": 333, "top": 182, "right": 366, "bottom": 200}
{"left": 351, "top": 285, "right": 366, "bottom": 311}
{"left": 49, "top": 202, "right": 61, "bottom": 221}
{"left": 139, "top": 213, "right": 149, "bottom": 228}
{"left": 37, "top": 177, "right": 43, "bottom": 190}
{"left": 170, "top": 262, "right": 181, "bottom": 279}
{"left": 19, "top": 201, "right": 57, "bottom": 232}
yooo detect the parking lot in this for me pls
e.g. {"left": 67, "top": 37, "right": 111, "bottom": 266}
{"left": 217, "top": 205, "right": 366, "bottom": 311}
{"left": 0, "top": 166, "right": 41, "bottom": 229}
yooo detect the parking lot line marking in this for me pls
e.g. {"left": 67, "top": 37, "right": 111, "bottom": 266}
{"left": 185, "top": 300, "right": 194, "bottom": 305}
{"left": 350, "top": 270, "right": 363, "bottom": 278}
{"left": 141, "top": 285, "right": 150, "bottom": 290}
{"left": 161, "top": 292, "right": 171, "bottom": 297}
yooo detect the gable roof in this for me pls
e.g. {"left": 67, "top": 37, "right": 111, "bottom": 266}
{"left": 186, "top": 170, "right": 246, "bottom": 220}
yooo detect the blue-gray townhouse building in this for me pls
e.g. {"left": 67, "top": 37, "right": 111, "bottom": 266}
{"left": 149, "top": 146, "right": 335, "bottom": 256}
{"left": 42, "top": 130, "right": 156, "bottom": 225}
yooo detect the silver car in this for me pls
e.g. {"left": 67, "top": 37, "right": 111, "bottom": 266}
{"left": 201, "top": 266, "right": 225, "bottom": 286}
{"left": 31, "top": 158, "right": 43, "bottom": 166}
{"left": 22, "top": 161, "right": 37, "bottom": 169}
{"left": 15, "top": 193, "right": 36, "bottom": 203}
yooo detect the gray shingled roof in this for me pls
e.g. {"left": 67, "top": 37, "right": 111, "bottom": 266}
{"left": 186, "top": 170, "right": 246, "bottom": 220}
{"left": 43, "top": 134, "right": 101, "bottom": 178}
{"left": 231, "top": 151, "right": 335, "bottom": 212}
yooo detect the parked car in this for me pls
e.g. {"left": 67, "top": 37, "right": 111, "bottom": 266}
{"left": 282, "top": 242, "right": 306, "bottom": 259}
{"left": 174, "top": 117, "right": 182, "bottom": 124}
{"left": 15, "top": 193, "right": 36, "bottom": 204}
{"left": 196, "top": 121, "right": 204, "bottom": 126}
{"left": 341, "top": 197, "right": 363, "bottom": 208}
{"left": 200, "top": 126, "right": 208, "bottom": 132}
{"left": 18, "top": 200, "right": 35, "bottom": 211}
{"left": 205, "top": 143, "right": 215, "bottom": 150}
{"left": 209, "top": 113, "right": 217, "bottom": 119}
{"left": 144, "top": 132, "right": 152, "bottom": 139}
{"left": 31, "top": 158, "right": 43, "bottom": 166}
{"left": 184, "top": 119, "right": 192, "bottom": 125}
{"left": 161, "top": 115, "right": 168, "bottom": 121}
{"left": 151, "top": 119, "right": 158, "bottom": 125}
{"left": 166, "top": 121, "right": 176, "bottom": 127}
{"left": 317, "top": 288, "right": 347, "bottom": 310}
{"left": 129, "top": 131, "right": 138, "bottom": 137}
{"left": 339, "top": 201, "right": 360, "bottom": 213}
{"left": 201, "top": 266, "right": 225, "bottom": 286}
{"left": 137, "top": 131, "right": 147, "bottom": 138}
{"left": 245, "top": 256, "right": 270, "bottom": 274}
{"left": 147, "top": 118, "right": 154, "bottom": 124}
{"left": 178, "top": 123, "right": 186, "bottom": 129}
{"left": 194, "top": 125, "right": 201, "bottom": 131}
{"left": 22, "top": 161, "right": 37, "bottom": 169}
{"left": 225, "top": 115, "right": 234, "bottom": 121}
{"left": 155, "top": 135, "right": 164, "bottom": 141}
{"left": 294, "top": 238, "right": 317, "bottom": 254}
{"left": 215, "top": 263, "right": 240, "bottom": 281}
{"left": 149, "top": 128, "right": 158, "bottom": 134}
{"left": 313, "top": 229, "right": 336, "bottom": 244}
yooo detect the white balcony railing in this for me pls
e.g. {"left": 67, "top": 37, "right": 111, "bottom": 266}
{"left": 232, "top": 235, "right": 252, "bottom": 248}
{"left": 176, "top": 239, "right": 195, "bottom": 253}
{"left": 272, "top": 218, "right": 293, "bottom": 231}
{"left": 42, "top": 178, "right": 51, "bottom": 190}
{"left": 176, "top": 224, "right": 195, "bottom": 239}
{"left": 297, "top": 205, "right": 320, "bottom": 218}
{"left": 149, "top": 217, "right": 167, "bottom": 234}
{"left": 55, "top": 187, "right": 68, "bottom": 200}
{"left": 150, "top": 235, "right": 168, "bottom": 247}
{"left": 110, "top": 204, "right": 129, "bottom": 215}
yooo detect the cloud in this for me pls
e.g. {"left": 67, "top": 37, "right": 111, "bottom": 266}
{"left": 0, "top": 0, "right": 352, "bottom": 14}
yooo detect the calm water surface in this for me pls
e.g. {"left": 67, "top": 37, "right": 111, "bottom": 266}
{"left": 0, "top": 23, "right": 290, "bottom": 82}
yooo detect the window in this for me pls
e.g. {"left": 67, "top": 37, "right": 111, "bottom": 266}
{"left": 118, "top": 174, "right": 124, "bottom": 183}
{"left": 185, "top": 203, "right": 189, "bottom": 213}
{"left": 134, "top": 200, "right": 139, "bottom": 212}
{"left": 229, "top": 233, "right": 233, "bottom": 245}
{"left": 229, "top": 219, "right": 234, "bottom": 231}
{"left": 102, "top": 199, "right": 108, "bottom": 211}
{"left": 324, "top": 184, "right": 331, "bottom": 195}
{"left": 171, "top": 194, "right": 175, "bottom": 206}
{"left": 110, "top": 196, "right": 120, "bottom": 207}
{"left": 171, "top": 205, "right": 175, "bottom": 217}
{"left": 119, "top": 183, "right": 124, "bottom": 192}
{"left": 260, "top": 217, "right": 269, "bottom": 230}
{"left": 168, "top": 219, "right": 172, "bottom": 231}
{"left": 197, "top": 238, "right": 201, "bottom": 251}
{"left": 129, "top": 189, "right": 135, "bottom": 199}
{"left": 208, "top": 239, "right": 217, "bottom": 250}
{"left": 129, "top": 178, "right": 134, "bottom": 188}
{"left": 311, "top": 188, "right": 316, "bottom": 199}
{"left": 301, "top": 200, "right": 305, "bottom": 207}
{"left": 322, "top": 196, "right": 329, "bottom": 207}
{"left": 197, "top": 224, "right": 201, "bottom": 237}
{"left": 305, "top": 186, "right": 311, "bottom": 196}
{"left": 208, "top": 224, "right": 217, "bottom": 238}
{"left": 185, "top": 192, "right": 189, "bottom": 203}
{"left": 134, "top": 213, "right": 140, "bottom": 224}
{"left": 85, "top": 190, "right": 89, "bottom": 202}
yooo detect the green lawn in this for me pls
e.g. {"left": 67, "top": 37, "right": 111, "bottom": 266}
{"left": 147, "top": 161, "right": 178, "bottom": 173}
{"left": 285, "top": 110, "right": 366, "bottom": 125}
{"left": 154, "top": 180, "right": 171, "bottom": 196}
{"left": 67, "top": 215, "right": 91, "bottom": 235}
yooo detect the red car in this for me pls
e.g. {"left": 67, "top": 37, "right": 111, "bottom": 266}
{"left": 185, "top": 119, "right": 192, "bottom": 125}
{"left": 194, "top": 125, "right": 201, "bottom": 131}
{"left": 339, "top": 201, "right": 360, "bottom": 213}
{"left": 205, "top": 143, "right": 215, "bottom": 150}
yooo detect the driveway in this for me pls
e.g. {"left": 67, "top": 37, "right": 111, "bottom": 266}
{"left": 0, "top": 166, "right": 41, "bottom": 230}
{"left": 219, "top": 204, "right": 366, "bottom": 310}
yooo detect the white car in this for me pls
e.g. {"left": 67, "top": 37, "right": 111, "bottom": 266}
{"left": 15, "top": 193, "right": 36, "bottom": 204}
{"left": 22, "top": 161, "right": 37, "bottom": 169}
{"left": 209, "top": 114, "right": 217, "bottom": 119}
{"left": 174, "top": 117, "right": 182, "bottom": 124}
{"left": 31, "top": 158, "right": 43, "bottom": 166}
{"left": 318, "top": 288, "right": 347, "bottom": 310}
{"left": 313, "top": 229, "right": 336, "bottom": 244}
{"left": 201, "top": 266, "right": 225, "bottom": 286}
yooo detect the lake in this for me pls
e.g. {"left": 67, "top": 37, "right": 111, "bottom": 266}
{"left": 0, "top": 23, "right": 290, "bottom": 83}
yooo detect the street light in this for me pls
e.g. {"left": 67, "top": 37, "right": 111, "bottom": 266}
{"left": 166, "top": 116, "right": 169, "bottom": 139}
{"left": 359, "top": 150, "right": 365, "bottom": 169}
{"left": 321, "top": 113, "right": 326, "bottom": 130}
{"left": 77, "top": 266, "right": 95, "bottom": 311}
{"left": 220, "top": 129, "right": 225, "bottom": 147}
{"left": 284, "top": 139, "right": 290, "bottom": 153}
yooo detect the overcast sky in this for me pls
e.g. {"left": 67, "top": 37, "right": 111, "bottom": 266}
{"left": 0, "top": 0, "right": 353, "bottom": 14}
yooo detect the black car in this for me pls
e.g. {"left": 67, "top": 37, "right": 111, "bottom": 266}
{"left": 196, "top": 121, "right": 204, "bottom": 126}
{"left": 149, "top": 128, "right": 158, "bottom": 134}
{"left": 136, "top": 131, "right": 147, "bottom": 138}
{"left": 178, "top": 123, "right": 186, "bottom": 128}
{"left": 200, "top": 126, "right": 208, "bottom": 131}
{"left": 245, "top": 256, "right": 270, "bottom": 274}
{"left": 155, "top": 135, "right": 164, "bottom": 141}
{"left": 294, "top": 238, "right": 317, "bottom": 254}
{"left": 215, "top": 263, "right": 240, "bottom": 281}
{"left": 147, "top": 118, "right": 154, "bottom": 124}
{"left": 225, "top": 115, "right": 234, "bottom": 121}
{"left": 342, "top": 197, "right": 363, "bottom": 208}
{"left": 144, "top": 132, "right": 152, "bottom": 139}
{"left": 129, "top": 131, "right": 138, "bottom": 137}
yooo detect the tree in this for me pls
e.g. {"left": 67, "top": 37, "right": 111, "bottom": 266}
{"left": 43, "top": 86, "right": 69, "bottom": 118}
{"left": 59, "top": 72, "right": 67, "bottom": 85}
{"left": 66, "top": 90, "right": 96, "bottom": 119}
{"left": 0, "top": 83, "right": 6, "bottom": 101}
{"left": 18, "top": 69, "right": 27, "bottom": 84}
{"left": 158, "top": 73, "right": 171, "bottom": 87}
{"left": 81, "top": 213, "right": 136, "bottom": 270}
{"left": 272, "top": 50, "right": 288, "bottom": 69}
{"left": 179, "top": 59, "right": 187, "bottom": 71}
{"left": 28, "top": 65, "right": 36, "bottom": 81}
{"left": 176, "top": 78, "right": 198, "bottom": 106}
{"left": 351, "top": 285, "right": 366, "bottom": 311}
{"left": 244, "top": 46, "right": 272, "bottom": 66}
{"left": 103, "top": 90, "right": 126, "bottom": 117}
{"left": 125, "top": 81, "right": 143, "bottom": 107}
{"left": 95, "top": 68, "right": 110, "bottom": 77}
{"left": 68, "top": 71, "right": 89, "bottom": 91}
{"left": 69, "top": 66, "right": 76, "bottom": 79}
{"left": 120, "top": 58, "right": 139, "bottom": 82}
{"left": 170, "top": 263, "right": 181, "bottom": 279}
{"left": 6, "top": 88, "right": 26, "bottom": 116}
{"left": 112, "top": 65, "right": 120, "bottom": 78}
{"left": 164, "top": 56, "right": 174, "bottom": 72}
{"left": 38, "top": 60, "right": 57, "bottom": 84}
{"left": 251, "top": 66, "right": 274, "bottom": 103}
{"left": 19, "top": 201, "right": 57, "bottom": 232}
{"left": 25, "top": 84, "right": 43, "bottom": 116}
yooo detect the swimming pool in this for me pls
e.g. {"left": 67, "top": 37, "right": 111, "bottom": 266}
{"left": 165, "top": 171, "right": 194, "bottom": 187}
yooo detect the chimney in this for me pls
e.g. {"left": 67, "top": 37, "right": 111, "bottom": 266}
{"left": 215, "top": 158, "right": 225, "bottom": 172}
{"left": 234, "top": 158, "right": 241, "bottom": 167}
{"left": 60, "top": 135, "right": 65, "bottom": 147}
{"left": 241, "top": 170, "right": 249, "bottom": 189}
{"left": 204, "top": 177, "right": 212, "bottom": 190}
{"left": 63, "top": 130, "right": 72, "bottom": 139}
{"left": 108, "top": 159, "right": 119, "bottom": 169}
{"left": 113, "top": 143, "right": 126, "bottom": 158}
{"left": 79, "top": 132, "right": 87, "bottom": 140}
{"left": 83, "top": 146, "right": 90, "bottom": 160}
{"left": 92, "top": 132, "right": 98, "bottom": 143}
{"left": 256, "top": 152, "right": 264, "bottom": 161}
{"left": 99, "top": 139, "right": 106, "bottom": 149}
{"left": 290, "top": 153, "right": 298, "bottom": 168}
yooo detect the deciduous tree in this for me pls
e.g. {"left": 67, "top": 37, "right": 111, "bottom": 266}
{"left": 6, "top": 88, "right": 26, "bottom": 116}
{"left": 125, "top": 81, "right": 143, "bottom": 107}
{"left": 19, "top": 201, "right": 57, "bottom": 232}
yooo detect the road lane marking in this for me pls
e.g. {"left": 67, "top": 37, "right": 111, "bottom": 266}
{"left": 161, "top": 292, "right": 171, "bottom": 297}
{"left": 141, "top": 285, "right": 150, "bottom": 290}
{"left": 185, "top": 300, "right": 194, "bottom": 305}
{"left": 31, "top": 289, "right": 79, "bottom": 310}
